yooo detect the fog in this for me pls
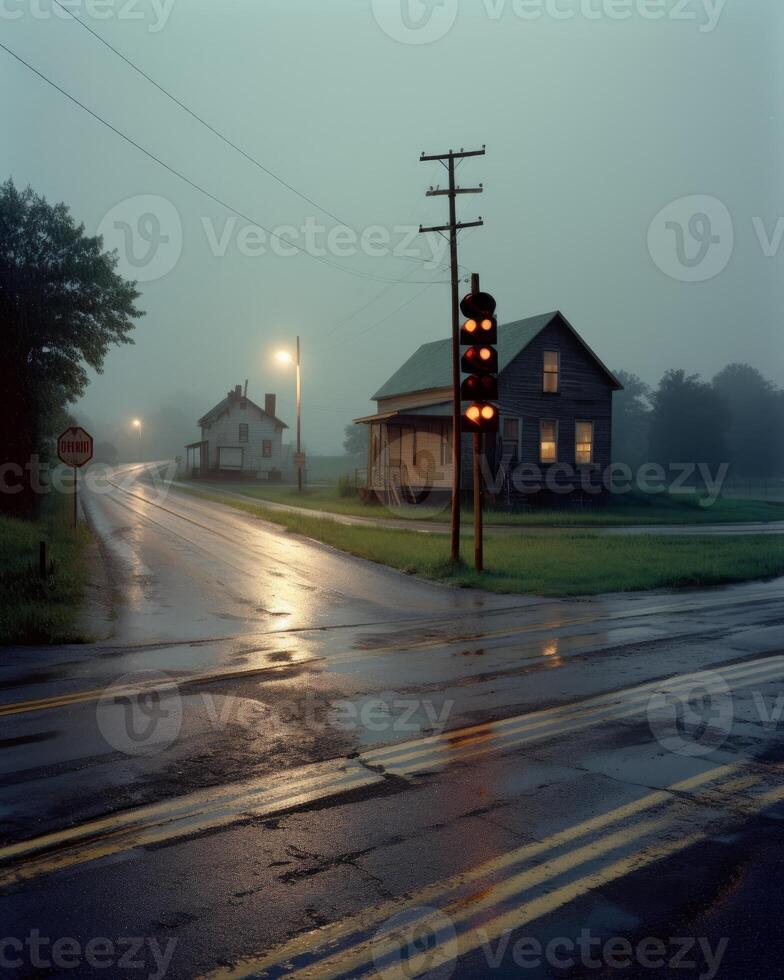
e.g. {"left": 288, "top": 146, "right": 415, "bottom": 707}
{"left": 3, "top": 0, "right": 782, "bottom": 458}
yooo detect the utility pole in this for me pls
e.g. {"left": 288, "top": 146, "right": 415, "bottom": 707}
{"left": 296, "top": 335, "right": 302, "bottom": 492}
{"left": 419, "top": 146, "right": 485, "bottom": 564}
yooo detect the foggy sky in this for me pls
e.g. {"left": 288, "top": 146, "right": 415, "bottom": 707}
{"left": 3, "top": 0, "right": 783, "bottom": 456}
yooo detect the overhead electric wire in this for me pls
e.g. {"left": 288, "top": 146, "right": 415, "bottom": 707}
{"left": 0, "top": 42, "right": 447, "bottom": 285}
{"left": 48, "top": 0, "right": 456, "bottom": 275}
{"left": 50, "top": 0, "right": 352, "bottom": 229}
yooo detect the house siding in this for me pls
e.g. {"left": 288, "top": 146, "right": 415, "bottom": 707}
{"left": 201, "top": 403, "right": 283, "bottom": 475}
{"left": 364, "top": 315, "right": 617, "bottom": 505}
{"left": 496, "top": 318, "right": 612, "bottom": 467}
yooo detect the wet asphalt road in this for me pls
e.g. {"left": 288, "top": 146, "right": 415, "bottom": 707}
{"left": 1, "top": 463, "right": 784, "bottom": 979}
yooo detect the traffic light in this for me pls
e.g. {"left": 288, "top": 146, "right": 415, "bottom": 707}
{"left": 460, "top": 288, "right": 499, "bottom": 433}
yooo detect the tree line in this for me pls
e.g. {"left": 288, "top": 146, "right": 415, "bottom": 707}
{"left": 0, "top": 180, "right": 142, "bottom": 516}
{"left": 613, "top": 365, "right": 784, "bottom": 478}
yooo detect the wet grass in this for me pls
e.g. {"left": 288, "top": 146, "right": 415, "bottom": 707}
{"left": 193, "top": 482, "right": 784, "bottom": 527}
{"left": 182, "top": 489, "right": 784, "bottom": 596}
{"left": 0, "top": 490, "right": 92, "bottom": 644}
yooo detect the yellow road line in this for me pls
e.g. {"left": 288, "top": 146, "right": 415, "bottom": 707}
{"left": 201, "top": 764, "right": 749, "bottom": 979}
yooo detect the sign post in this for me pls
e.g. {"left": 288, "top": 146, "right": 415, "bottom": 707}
{"left": 57, "top": 426, "right": 93, "bottom": 527}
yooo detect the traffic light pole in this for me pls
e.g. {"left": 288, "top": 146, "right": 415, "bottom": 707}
{"left": 420, "top": 147, "right": 485, "bottom": 564}
{"left": 470, "top": 273, "right": 483, "bottom": 573}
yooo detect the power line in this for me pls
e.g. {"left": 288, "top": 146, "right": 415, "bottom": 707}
{"left": 49, "top": 1, "right": 445, "bottom": 274}
{"left": 0, "top": 42, "right": 446, "bottom": 285}
{"left": 50, "top": 0, "right": 352, "bottom": 229}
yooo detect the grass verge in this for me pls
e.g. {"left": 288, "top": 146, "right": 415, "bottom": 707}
{"left": 193, "top": 482, "right": 784, "bottom": 526}
{"left": 0, "top": 490, "right": 92, "bottom": 644}
{"left": 181, "top": 488, "right": 784, "bottom": 596}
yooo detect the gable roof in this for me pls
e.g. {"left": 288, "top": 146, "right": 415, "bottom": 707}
{"left": 198, "top": 395, "right": 288, "bottom": 429}
{"left": 372, "top": 311, "right": 622, "bottom": 400}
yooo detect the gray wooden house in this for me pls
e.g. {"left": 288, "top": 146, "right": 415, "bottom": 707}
{"left": 355, "top": 311, "right": 623, "bottom": 505}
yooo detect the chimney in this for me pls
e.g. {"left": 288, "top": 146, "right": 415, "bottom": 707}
{"left": 235, "top": 385, "right": 242, "bottom": 398}
{"left": 264, "top": 393, "right": 276, "bottom": 418}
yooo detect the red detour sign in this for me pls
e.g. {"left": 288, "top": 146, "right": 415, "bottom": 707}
{"left": 57, "top": 426, "right": 93, "bottom": 468}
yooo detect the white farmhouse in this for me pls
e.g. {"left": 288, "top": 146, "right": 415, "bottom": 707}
{"left": 185, "top": 385, "right": 288, "bottom": 478}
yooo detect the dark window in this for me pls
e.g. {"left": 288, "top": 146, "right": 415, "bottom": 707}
{"left": 238, "top": 423, "right": 249, "bottom": 443}
{"left": 262, "top": 440, "right": 272, "bottom": 458}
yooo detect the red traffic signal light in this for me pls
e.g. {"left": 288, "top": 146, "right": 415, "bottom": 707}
{"left": 461, "top": 373, "right": 498, "bottom": 400}
{"left": 460, "top": 291, "right": 497, "bottom": 319}
{"left": 462, "top": 402, "right": 499, "bottom": 433}
{"left": 459, "top": 315, "right": 497, "bottom": 345}
{"left": 461, "top": 345, "right": 498, "bottom": 375}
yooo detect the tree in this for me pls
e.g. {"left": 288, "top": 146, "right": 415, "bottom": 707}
{"left": 0, "top": 179, "right": 143, "bottom": 515}
{"left": 343, "top": 422, "right": 368, "bottom": 459}
{"left": 712, "top": 363, "right": 783, "bottom": 477}
{"left": 648, "top": 370, "right": 730, "bottom": 472}
{"left": 611, "top": 369, "right": 651, "bottom": 468}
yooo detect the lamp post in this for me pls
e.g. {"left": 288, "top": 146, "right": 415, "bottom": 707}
{"left": 132, "top": 419, "right": 142, "bottom": 462}
{"left": 275, "top": 337, "right": 303, "bottom": 491}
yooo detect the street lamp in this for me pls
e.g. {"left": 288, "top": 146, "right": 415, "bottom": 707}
{"left": 275, "top": 337, "right": 303, "bottom": 491}
{"left": 132, "top": 418, "right": 142, "bottom": 462}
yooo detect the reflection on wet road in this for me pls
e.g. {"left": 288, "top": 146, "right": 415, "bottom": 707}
{"left": 1, "top": 463, "right": 784, "bottom": 978}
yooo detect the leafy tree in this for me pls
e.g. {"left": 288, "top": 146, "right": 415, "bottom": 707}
{"left": 648, "top": 370, "right": 729, "bottom": 471}
{"left": 0, "top": 179, "right": 143, "bottom": 515}
{"left": 343, "top": 422, "right": 368, "bottom": 459}
{"left": 713, "top": 363, "right": 783, "bottom": 477}
{"left": 611, "top": 369, "right": 651, "bottom": 468}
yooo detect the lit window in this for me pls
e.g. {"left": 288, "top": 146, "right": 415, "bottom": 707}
{"left": 543, "top": 351, "right": 559, "bottom": 393}
{"left": 540, "top": 420, "right": 558, "bottom": 463}
{"left": 575, "top": 421, "right": 594, "bottom": 465}
{"left": 238, "top": 423, "right": 249, "bottom": 443}
{"left": 262, "top": 440, "right": 272, "bottom": 458}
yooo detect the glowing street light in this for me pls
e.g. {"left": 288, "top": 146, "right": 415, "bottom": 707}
{"left": 275, "top": 338, "right": 303, "bottom": 491}
{"left": 132, "top": 418, "right": 143, "bottom": 461}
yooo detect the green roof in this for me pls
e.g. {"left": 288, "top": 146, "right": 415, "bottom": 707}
{"left": 372, "top": 312, "right": 559, "bottom": 400}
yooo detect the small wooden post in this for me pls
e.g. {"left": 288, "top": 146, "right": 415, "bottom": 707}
{"left": 473, "top": 432, "right": 483, "bottom": 572}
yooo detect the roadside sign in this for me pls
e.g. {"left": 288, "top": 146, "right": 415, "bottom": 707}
{"left": 293, "top": 452, "right": 306, "bottom": 467}
{"left": 57, "top": 426, "right": 93, "bottom": 468}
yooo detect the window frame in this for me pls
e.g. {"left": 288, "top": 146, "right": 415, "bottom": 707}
{"left": 539, "top": 419, "right": 558, "bottom": 464}
{"left": 542, "top": 350, "right": 560, "bottom": 394}
{"left": 262, "top": 439, "right": 272, "bottom": 459}
{"left": 238, "top": 423, "right": 249, "bottom": 443}
{"left": 575, "top": 420, "right": 594, "bottom": 466}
